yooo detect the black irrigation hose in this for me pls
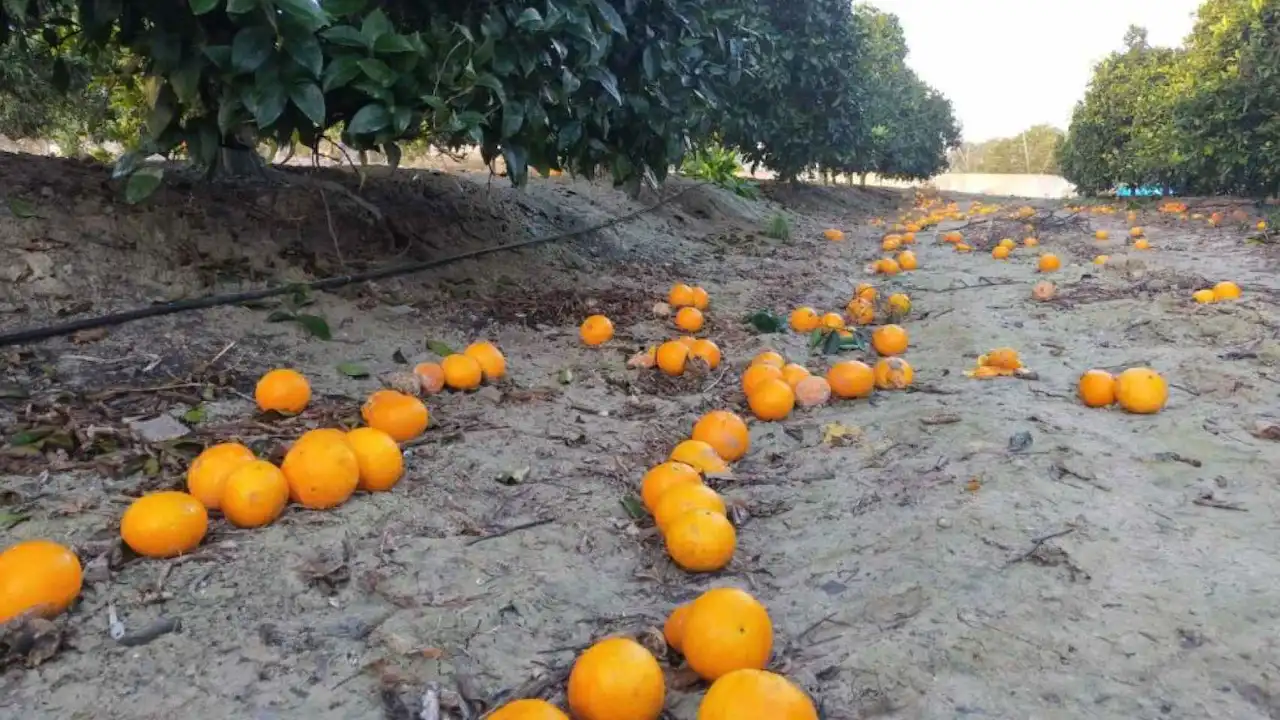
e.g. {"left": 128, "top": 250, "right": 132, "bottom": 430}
{"left": 0, "top": 183, "right": 703, "bottom": 348}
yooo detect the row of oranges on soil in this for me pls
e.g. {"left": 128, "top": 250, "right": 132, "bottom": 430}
{"left": 0, "top": 341, "right": 513, "bottom": 624}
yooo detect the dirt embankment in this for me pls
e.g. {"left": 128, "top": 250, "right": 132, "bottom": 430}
{"left": 2, "top": 152, "right": 1280, "bottom": 719}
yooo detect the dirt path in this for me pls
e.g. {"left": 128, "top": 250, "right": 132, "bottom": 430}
{"left": 2, "top": 154, "right": 1279, "bottom": 719}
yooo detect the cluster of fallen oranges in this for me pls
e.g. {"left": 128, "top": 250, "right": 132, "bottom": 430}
{"left": 1192, "top": 281, "right": 1242, "bottom": 304}
{"left": 1078, "top": 367, "right": 1168, "bottom": 414}
{"left": 0, "top": 342, "right": 509, "bottom": 623}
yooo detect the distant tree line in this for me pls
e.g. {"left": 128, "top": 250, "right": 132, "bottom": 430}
{"left": 947, "top": 125, "right": 1065, "bottom": 175}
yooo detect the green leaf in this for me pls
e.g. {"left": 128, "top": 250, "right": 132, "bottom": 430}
{"left": 746, "top": 310, "right": 783, "bottom": 334}
{"left": 591, "top": 0, "right": 626, "bottom": 37}
{"left": 274, "top": 0, "right": 327, "bottom": 29}
{"left": 284, "top": 32, "right": 323, "bottom": 77}
{"left": 357, "top": 58, "right": 396, "bottom": 86}
{"left": 321, "top": 25, "right": 367, "bottom": 48}
{"left": 501, "top": 103, "right": 524, "bottom": 138}
{"left": 347, "top": 103, "right": 390, "bottom": 135}
{"left": 292, "top": 313, "right": 332, "bottom": 340}
{"left": 320, "top": 0, "right": 365, "bottom": 15}
{"left": 336, "top": 362, "right": 369, "bottom": 378}
{"left": 515, "top": 8, "right": 543, "bottom": 31}
{"left": 426, "top": 339, "right": 454, "bottom": 357}
{"left": 372, "top": 33, "right": 415, "bottom": 54}
{"left": 232, "top": 26, "right": 276, "bottom": 74}
{"left": 203, "top": 45, "right": 232, "bottom": 70}
{"left": 182, "top": 406, "right": 208, "bottom": 424}
{"left": 189, "top": 0, "right": 220, "bottom": 14}
{"left": 807, "top": 328, "right": 825, "bottom": 349}
{"left": 226, "top": 0, "right": 257, "bottom": 13}
{"left": 7, "top": 197, "right": 38, "bottom": 218}
{"left": 360, "top": 8, "right": 394, "bottom": 44}
{"left": 0, "top": 510, "right": 29, "bottom": 531}
{"left": 587, "top": 67, "right": 621, "bottom": 105}
{"left": 9, "top": 428, "right": 52, "bottom": 446}
{"left": 619, "top": 495, "right": 645, "bottom": 520}
{"left": 125, "top": 167, "right": 164, "bottom": 204}
{"left": 254, "top": 80, "right": 287, "bottom": 127}
{"left": 289, "top": 82, "right": 326, "bottom": 125}
{"left": 502, "top": 144, "right": 529, "bottom": 186}
{"left": 322, "top": 55, "right": 362, "bottom": 91}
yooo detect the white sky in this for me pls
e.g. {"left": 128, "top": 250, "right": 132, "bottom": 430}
{"left": 872, "top": 0, "right": 1203, "bottom": 142}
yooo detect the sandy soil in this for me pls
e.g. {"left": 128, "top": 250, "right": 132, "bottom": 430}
{"left": 2, "top": 152, "right": 1280, "bottom": 720}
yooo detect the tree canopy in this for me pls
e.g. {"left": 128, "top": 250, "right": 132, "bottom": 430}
{"left": 1058, "top": 0, "right": 1280, "bottom": 197}
{"left": 0, "top": 0, "right": 962, "bottom": 198}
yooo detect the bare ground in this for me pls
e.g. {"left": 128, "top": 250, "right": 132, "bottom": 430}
{"left": 2, "top": 152, "right": 1280, "bottom": 719}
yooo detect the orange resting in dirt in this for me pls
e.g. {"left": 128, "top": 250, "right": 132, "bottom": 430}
{"left": 676, "top": 306, "right": 705, "bottom": 332}
{"left": 640, "top": 461, "right": 703, "bottom": 513}
{"left": 871, "top": 324, "right": 908, "bottom": 356}
{"left": 254, "top": 368, "right": 311, "bottom": 414}
{"left": 665, "top": 509, "right": 736, "bottom": 572}
{"left": 346, "top": 427, "right": 405, "bottom": 491}
{"left": 441, "top": 353, "right": 483, "bottom": 391}
{"left": 747, "top": 378, "right": 794, "bottom": 421}
{"left": 0, "top": 539, "right": 82, "bottom": 622}
{"left": 827, "top": 361, "right": 874, "bottom": 398}
{"left": 669, "top": 283, "right": 696, "bottom": 308}
{"left": 580, "top": 314, "right": 614, "bottom": 346}
{"left": 1115, "top": 367, "right": 1167, "bottom": 414}
{"left": 690, "top": 338, "right": 721, "bottom": 369}
{"left": 691, "top": 410, "right": 749, "bottom": 462}
{"left": 221, "top": 460, "right": 290, "bottom": 529}
{"left": 681, "top": 587, "right": 773, "bottom": 680}
{"left": 751, "top": 350, "right": 785, "bottom": 368}
{"left": 873, "top": 357, "right": 913, "bottom": 389}
{"left": 654, "top": 483, "right": 727, "bottom": 533}
{"left": 670, "top": 440, "right": 729, "bottom": 474}
{"left": 794, "top": 376, "right": 831, "bottom": 407}
{"left": 463, "top": 341, "right": 506, "bottom": 381}
{"left": 187, "top": 441, "right": 256, "bottom": 510}
{"left": 567, "top": 637, "right": 665, "bottom": 720}
{"left": 788, "top": 307, "right": 820, "bottom": 333}
{"left": 742, "top": 363, "right": 783, "bottom": 395}
{"left": 656, "top": 340, "right": 690, "bottom": 376}
{"left": 281, "top": 429, "right": 360, "bottom": 509}
{"left": 121, "top": 491, "right": 209, "bottom": 558}
{"left": 1078, "top": 370, "right": 1116, "bottom": 407}
{"left": 361, "top": 389, "right": 429, "bottom": 441}
{"left": 697, "top": 669, "right": 819, "bottom": 720}
{"left": 664, "top": 603, "right": 691, "bottom": 653}
{"left": 488, "top": 699, "right": 569, "bottom": 720}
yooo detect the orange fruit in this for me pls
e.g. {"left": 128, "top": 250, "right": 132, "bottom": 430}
{"left": 1023, "top": 237, "right": 1039, "bottom": 247}
{"left": 876, "top": 258, "right": 901, "bottom": 275}
{"left": 747, "top": 378, "right": 794, "bottom": 421}
{"left": 793, "top": 376, "right": 831, "bottom": 407}
{"left": 954, "top": 243, "right": 972, "bottom": 253}
{"left": 827, "top": 361, "right": 874, "bottom": 398}
{"left": 361, "top": 389, "right": 429, "bottom": 441}
{"left": 441, "top": 353, "right": 483, "bottom": 391}
{"left": 254, "top": 368, "right": 311, "bottom": 414}
{"left": 819, "top": 312, "right": 844, "bottom": 331}
{"left": 489, "top": 699, "right": 570, "bottom": 720}
{"left": 788, "top": 307, "right": 820, "bottom": 333}
{"left": 902, "top": 231, "right": 917, "bottom": 244}
{"left": 998, "top": 238, "right": 1016, "bottom": 249}
{"left": 640, "top": 461, "right": 703, "bottom": 512}
{"left": 676, "top": 307, "right": 705, "bottom": 332}
{"left": 689, "top": 339, "right": 721, "bottom": 369}
{"left": 664, "top": 603, "right": 691, "bottom": 653}
{"left": 751, "top": 351, "right": 785, "bottom": 368}
{"left": 580, "top": 315, "right": 615, "bottom": 346}
{"left": 346, "top": 427, "right": 404, "bottom": 491}
{"left": 984, "top": 347, "right": 1021, "bottom": 370}
{"left": 0, "top": 540, "right": 82, "bottom": 622}
{"left": 691, "top": 287, "right": 710, "bottom": 310}
{"left": 873, "top": 357, "right": 913, "bottom": 389}
{"left": 742, "top": 363, "right": 783, "bottom": 395}
{"left": 1078, "top": 370, "right": 1116, "bottom": 408}
{"left": 1095, "top": 255, "right": 1109, "bottom": 265}
{"left": 682, "top": 587, "right": 772, "bottom": 681}
{"left": 697, "top": 669, "right": 818, "bottom": 720}
{"left": 464, "top": 341, "right": 507, "bottom": 381}
{"left": 1213, "top": 281, "right": 1241, "bottom": 301}
{"left": 781, "top": 363, "right": 811, "bottom": 388}
{"left": 992, "top": 245, "right": 1011, "bottom": 260}
{"left": 281, "top": 430, "right": 360, "bottom": 509}
{"left": 1192, "top": 289, "right": 1216, "bottom": 304}
{"left": 412, "top": 362, "right": 446, "bottom": 394}
{"left": 656, "top": 340, "right": 690, "bottom": 376}
{"left": 1038, "top": 254, "right": 1061, "bottom": 272}
{"left": 669, "top": 283, "right": 696, "bottom": 308}
{"left": 186, "top": 442, "right": 256, "bottom": 510}
{"left": 567, "top": 637, "right": 665, "bottom": 720}
{"left": 1129, "top": 226, "right": 1144, "bottom": 238}
{"left": 1133, "top": 238, "right": 1151, "bottom": 250}
{"left": 1032, "top": 280, "right": 1057, "bottom": 301}
{"left": 664, "top": 509, "right": 736, "bottom": 572}
{"left": 677, "top": 336, "right": 699, "bottom": 348}
{"left": 823, "top": 228, "right": 845, "bottom": 241}
{"left": 881, "top": 236, "right": 901, "bottom": 251}
{"left": 855, "top": 284, "right": 877, "bottom": 302}
{"left": 692, "top": 410, "right": 750, "bottom": 462}
{"left": 896, "top": 250, "right": 918, "bottom": 270}
{"left": 220, "top": 460, "right": 290, "bottom": 529}
{"left": 120, "top": 491, "right": 208, "bottom": 558}
{"left": 846, "top": 299, "right": 875, "bottom": 326}
{"left": 1095, "top": 230, "right": 1110, "bottom": 241}
{"left": 1115, "top": 367, "right": 1167, "bottom": 414}
{"left": 871, "top": 324, "right": 908, "bottom": 356}
{"left": 670, "top": 439, "right": 729, "bottom": 475}
{"left": 887, "top": 293, "right": 911, "bottom": 316}
{"left": 654, "top": 484, "right": 727, "bottom": 533}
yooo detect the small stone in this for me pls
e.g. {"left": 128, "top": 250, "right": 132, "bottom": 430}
{"left": 129, "top": 414, "right": 191, "bottom": 443}
{"left": 937, "top": 517, "right": 952, "bottom": 529}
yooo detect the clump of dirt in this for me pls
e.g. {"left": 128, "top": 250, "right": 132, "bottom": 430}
{"left": 4, "top": 154, "right": 1280, "bottom": 720}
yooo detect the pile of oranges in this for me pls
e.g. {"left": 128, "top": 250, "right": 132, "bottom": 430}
{"left": 1077, "top": 367, "right": 1168, "bottom": 414}
{"left": 1192, "top": 281, "right": 1242, "bottom": 304}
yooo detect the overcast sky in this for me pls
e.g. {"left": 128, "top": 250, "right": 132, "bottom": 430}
{"left": 871, "top": 0, "right": 1203, "bottom": 142}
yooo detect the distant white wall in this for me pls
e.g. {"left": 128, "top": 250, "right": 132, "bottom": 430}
{"left": 867, "top": 173, "right": 1076, "bottom": 199}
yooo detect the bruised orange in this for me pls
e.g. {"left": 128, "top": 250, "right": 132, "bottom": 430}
{"left": 220, "top": 460, "right": 290, "bottom": 528}
{"left": 896, "top": 250, "right": 918, "bottom": 271}
{"left": 692, "top": 410, "right": 750, "bottom": 462}
{"left": 789, "top": 307, "right": 820, "bottom": 333}
{"left": 846, "top": 299, "right": 875, "bottom": 326}
{"left": 120, "top": 491, "right": 208, "bottom": 558}
{"left": 670, "top": 440, "right": 729, "bottom": 475}
{"left": 641, "top": 461, "right": 703, "bottom": 513}
{"left": 682, "top": 587, "right": 773, "bottom": 681}
{"left": 580, "top": 315, "right": 615, "bottom": 346}
{"left": 0, "top": 540, "right": 82, "bottom": 622}
{"left": 254, "top": 368, "right": 311, "bottom": 414}
{"left": 873, "top": 357, "right": 913, "bottom": 389}
{"left": 665, "top": 509, "right": 736, "bottom": 572}
{"left": 346, "top": 427, "right": 404, "bottom": 492}
{"left": 690, "top": 339, "right": 721, "bottom": 369}
{"left": 781, "top": 363, "right": 811, "bottom": 388}
{"left": 186, "top": 442, "right": 256, "bottom": 511}
{"left": 412, "top": 362, "right": 446, "bottom": 394}
{"left": 567, "top": 637, "right": 665, "bottom": 720}
{"left": 361, "top": 389, "right": 429, "bottom": 441}
{"left": 819, "top": 312, "right": 844, "bottom": 331}
{"left": 698, "top": 669, "right": 818, "bottom": 720}
{"left": 794, "top": 376, "right": 832, "bottom": 407}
